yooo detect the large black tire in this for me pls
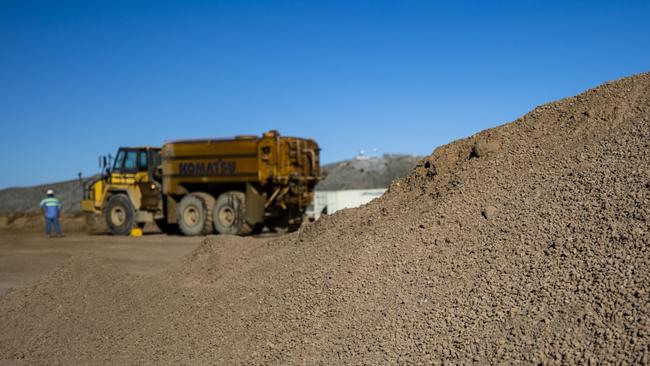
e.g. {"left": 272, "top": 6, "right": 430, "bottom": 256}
{"left": 177, "top": 193, "right": 214, "bottom": 236}
{"left": 194, "top": 192, "right": 215, "bottom": 234}
{"left": 213, "top": 191, "right": 253, "bottom": 235}
{"left": 104, "top": 194, "right": 136, "bottom": 236}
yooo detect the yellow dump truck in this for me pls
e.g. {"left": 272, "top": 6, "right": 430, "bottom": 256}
{"left": 81, "top": 130, "right": 320, "bottom": 236}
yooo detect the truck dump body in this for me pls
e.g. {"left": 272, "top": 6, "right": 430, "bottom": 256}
{"left": 162, "top": 131, "right": 320, "bottom": 195}
{"left": 161, "top": 137, "right": 261, "bottom": 192}
{"left": 161, "top": 130, "right": 320, "bottom": 235}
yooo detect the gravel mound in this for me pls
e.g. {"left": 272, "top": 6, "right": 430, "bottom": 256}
{"left": 317, "top": 154, "right": 421, "bottom": 190}
{"left": 1, "top": 72, "right": 649, "bottom": 364}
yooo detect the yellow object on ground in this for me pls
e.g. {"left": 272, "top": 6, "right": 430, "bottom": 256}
{"left": 129, "top": 228, "right": 143, "bottom": 237}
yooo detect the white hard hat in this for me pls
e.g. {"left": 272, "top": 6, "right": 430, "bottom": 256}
{"left": 46, "top": 189, "right": 54, "bottom": 195}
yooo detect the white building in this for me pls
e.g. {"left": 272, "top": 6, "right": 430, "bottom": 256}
{"left": 309, "top": 189, "right": 386, "bottom": 220}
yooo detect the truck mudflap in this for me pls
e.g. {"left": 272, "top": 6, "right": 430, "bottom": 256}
{"left": 245, "top": 183, "right": 266, "bottom": 226}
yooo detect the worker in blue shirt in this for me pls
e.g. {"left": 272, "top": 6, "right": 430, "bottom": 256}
{"left": 40, "top": 189, "right": 62, "bottom": 237}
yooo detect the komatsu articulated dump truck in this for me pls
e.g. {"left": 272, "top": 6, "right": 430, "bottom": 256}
{"left": 81, "top": 131, "right": 320, "bottom": 236}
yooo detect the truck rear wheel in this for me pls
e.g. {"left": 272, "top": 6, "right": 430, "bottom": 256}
{"left": 213, "top": 191, "right": 253, "bottom": 235}
{"left": 178, "top": 193, "right": 214, "bottom": 236}
{"left": 104, "top": 194, "right": 136, "bottom": 236}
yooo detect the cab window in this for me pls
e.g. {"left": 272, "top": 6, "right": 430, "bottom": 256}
{"left": 138, "top": 151, "right": 148, "bottom": 170}
{"left": 150, "top": 150, "right": 161, "bottom": 168}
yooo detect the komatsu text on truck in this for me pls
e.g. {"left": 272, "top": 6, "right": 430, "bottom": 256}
{"left": 81, "top": 131, "right": 320, "bottom": 236}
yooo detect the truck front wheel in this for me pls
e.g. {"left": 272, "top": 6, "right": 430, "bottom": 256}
{"left": 104, "top": 194, "right": 136, "bottom": 236}
{"left": 178, "top": 193, "right": 214, "bottom": 236}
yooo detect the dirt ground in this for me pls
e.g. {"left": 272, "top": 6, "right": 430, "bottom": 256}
{"left": 0, "top": 232, "right": 201, "bottom": 296}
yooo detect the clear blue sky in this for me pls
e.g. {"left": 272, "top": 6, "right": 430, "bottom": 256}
{"left": 1, "top": 0, "right": 648, "bottom": 188}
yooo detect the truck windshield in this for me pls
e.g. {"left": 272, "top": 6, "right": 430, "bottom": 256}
{"left": 113, "top": 150, "right": 125, "bottom": 170}
{"left": 113, "top": 150, "right": 138, "bottom": 172}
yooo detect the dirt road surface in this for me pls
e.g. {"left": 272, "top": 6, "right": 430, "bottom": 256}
{"left": 0, "top": 232, "right": 200, "bottom": 296}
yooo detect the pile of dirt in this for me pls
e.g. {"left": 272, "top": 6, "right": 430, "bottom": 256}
{"left": 317, "top": 154, "right": 421, "bottom": 191}
{"left": 1, "top": 72, "right": 649, "bottom": 364}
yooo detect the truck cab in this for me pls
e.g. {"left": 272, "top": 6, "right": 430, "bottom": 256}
{"left": 110, "top": 147, "right": 161, "bottom": 184}
{"left": 81, "top": 147, "right": 163, "bottom": 235}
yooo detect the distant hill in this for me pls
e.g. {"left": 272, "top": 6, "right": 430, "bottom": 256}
{"left": 316, "top": 154, "right": 422, "bottom": 191}
{"left": 0, "top": 177, "right": 95, "bottom": 214}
